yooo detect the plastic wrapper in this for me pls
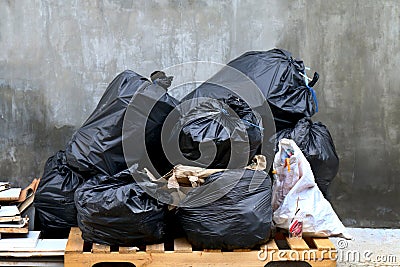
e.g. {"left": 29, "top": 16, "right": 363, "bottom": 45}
{"left": 177, "top": 169, "right": 272, "bottom": 250}
{"left": 273, "top": 118, "right": 339, "bottom": 197}
{"left": 34, "top": 151, "right": 83, "bottom": 238}
{"left": 75, "top": 169, "right": 167, "bottom": 246}
{"left": 271, "top": 144, "right": 301, "bottom": 211}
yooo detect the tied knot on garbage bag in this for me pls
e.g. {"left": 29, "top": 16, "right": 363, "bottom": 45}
{"left": 150, "top": 70, "right": 174, "bottom": 90}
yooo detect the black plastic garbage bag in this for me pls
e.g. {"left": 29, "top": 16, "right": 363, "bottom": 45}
{"left": 177, "top": 169, "right": 272, "bottom": 250}
{"left": 143, "top": 84, "right": 180, "bottom": 175}
{"left": 123, "top": 83, "right": 180, "bottom": 176}
{"left": 167, "top": 98, "right": 263, "bottom": 169}
{"left": 75, "top": 169, "right": 167, "bottom": 246}
{"left": 66, "top": 70, "right": 179, "bottom": 177}
{"left": 273, "top": 118, "right": 339, "bottom": 197}
{"left": 34, "top": 151, "right": 83, "bottom": 238}
{"left": 227, "top": 49, "right": 319, "bottom": 131}
{"left": 158, "top": 48, "right": 316, "bottom": 171}
{"left": 66, "top": 70, "right": 149, "bottom": 176}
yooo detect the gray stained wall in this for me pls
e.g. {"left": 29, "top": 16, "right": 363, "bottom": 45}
{"left": 0, "top": 0, "right": 399, "bottom": 227}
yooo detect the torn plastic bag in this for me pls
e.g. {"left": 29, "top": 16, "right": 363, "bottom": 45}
{"left": 227, "top": 49, "right": 318, "bottom": 131}
{"left": 272, "top": 139, "right": 349, "bottom": 238}
{"left": 167, "top": 99, "right": 262, "bottom": 169}
{"left": 66, "top": 70, "right": 149, "bottom": 176}
{"left": 273, "top": 118, "right": 339, "bottom": 197}
{"left": 34, "top": 151, "right": 83, "bottom": 238}
{"left": 177, "top": 169, "right": 272, "bottom": 250}
{"left": 75, "top": 169, "right": 167, "bottom": 246}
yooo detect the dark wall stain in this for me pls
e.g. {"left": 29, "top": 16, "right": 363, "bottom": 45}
{"left": 0, "top": 85, "right": 76, "bottom": 188}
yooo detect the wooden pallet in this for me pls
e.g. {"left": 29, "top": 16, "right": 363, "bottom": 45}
{"left": 65, "top": 228, "right": 337, "bottom": 267}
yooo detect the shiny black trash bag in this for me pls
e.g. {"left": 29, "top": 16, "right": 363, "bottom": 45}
{"left": 167, "top": 98, "right": 263, "bottom": 169}
{"left": 65, "top": 70, "right": 149, "bottom": 176}
{"left": 227, "top": 49, "right": 319, "bottom": 131}
{"left": 177, "top": 169, "right": 272, "bottom": 250}
{"left": 75, "top": 169, "right": 167, "bottom": 246}
{"left": 66, "top": 70, "right": 179, "bottom": 177}
{"left": 34, "top": 150, "right": 83, "bottom": 238}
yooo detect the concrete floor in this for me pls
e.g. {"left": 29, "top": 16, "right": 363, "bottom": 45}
{"left": 1, "top": 227, "right": 399, "bottom": 266}
{"left": 329, "top": 228, "right": 400, "bottom": 267}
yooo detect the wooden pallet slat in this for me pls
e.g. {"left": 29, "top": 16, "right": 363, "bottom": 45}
{"left": 286, "top": 237, "right": 310, "bottom": 250}
{"left": 65, "top": 227, "right": 84, "bottom": 254}
{"left": 146, "top": 243, "right": 165, "bottom": 253}
{"left": 203, "top": 248, "right": 222, "bottom": 252}
{"left": 312, "top": 238, "right": 336, "bottom": 251}
{"left": 92, "top": 243, "right": 110, "bottom": 254}
{"left": 173, "top": 237, "right": 192, "bottom": 253}
{"left": 118, "top": 246, "right": 140, "bottom": 254}
{"left": 233, "top": 248, "right": 251, "bottom": 252}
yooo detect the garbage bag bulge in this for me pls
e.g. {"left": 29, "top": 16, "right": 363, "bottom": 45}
{"left": 177, "top": 169, "right": 272, "bottom": 250}
{"left": 75, "top": 169, "right": 167, "bottom": 246}
{"left": 34, "top": 151, "right": 83, "bottom": 238}
{"left": 167, "top": 98, "right": 263, "bottom": 169}
{"left": 227, "top": 49, "right": 319, "bottom": 131}
{"left": 66, "top": 70, "right": 179, "bottom": 177}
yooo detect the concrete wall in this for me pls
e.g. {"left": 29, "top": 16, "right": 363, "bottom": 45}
{"left": 0, "top": 0, "right": 399, "bottom": 227}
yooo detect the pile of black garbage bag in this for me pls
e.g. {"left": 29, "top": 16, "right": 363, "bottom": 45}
{"left": 34, "top": 48, "right": 338, "bottom": 249}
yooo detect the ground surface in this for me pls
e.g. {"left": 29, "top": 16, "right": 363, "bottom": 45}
{"left": 330, "top": 228, "right": 400, "bottom": 267}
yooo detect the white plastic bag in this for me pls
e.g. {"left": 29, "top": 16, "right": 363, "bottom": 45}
{"left": 271, "top": 139, "right": 303, "bottom": 211}
{"left": 272, "top": 138, "right": 350, "bottom": 238}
